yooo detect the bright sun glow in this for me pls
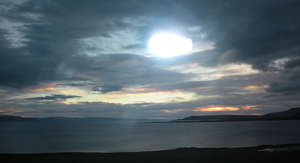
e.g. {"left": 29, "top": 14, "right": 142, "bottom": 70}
{"left": 194, "top": 106, "right": 240, "bottom": 112}
{"left": 148, "top": 34, "right": 192, "bottom": 57}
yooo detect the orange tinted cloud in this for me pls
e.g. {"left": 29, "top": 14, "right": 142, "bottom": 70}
{"left": 6, "top": 108, "right": 24, "bottom": 113}
{"left": 51, "top": 89, "right": 86, "bottom": 94}
{"left": 6, "top": 107, "right": 36, "bottom": 113}
{"left": 53, "top": 101, "right": 68, "bottom": 104}
{"left": 24, "top": 83, "right": 87, "bottom": 95}
{"left": 30, "top": 87, "right": 56, "bottom": 92}
{"left": 243, "top": 85, "right": 269, "bottom": 89}
{"left": 251, "top": 113, "right": 263, "bottom": 115}
{"left": 242, "top": 106, "right": 260, "bottom": 110}
{"left": 161, "top": 109, "right": 185, "bottom": 113}
{"left": 194, "top": 105, "right": 239, "bottom": 112}
{"left": 25, "top": 83, "right": 58, "bottom": 92}
{"left": 213, "top": 74, "right": 224, "bottom": 78}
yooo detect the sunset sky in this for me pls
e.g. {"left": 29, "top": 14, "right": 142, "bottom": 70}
{"left": 0, "top": 0, "right": 300, "bottom": 119}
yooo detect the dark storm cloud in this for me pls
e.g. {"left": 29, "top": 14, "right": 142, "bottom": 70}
{"left": 264, "top": 57, "right": 300, "bottom": 96}
{"left": 0, "top": 0, "right": 153, "bottom": 89}
{"left": 1, "top": 0, "right": 192, "bottom": 90}
{"left": 266, "top": 81, "right": 300, "bottom": 96}
{"left": 28, "top": 94, "right": 81, "bottom": 100}
{"left": 58, "top": 53, "right": 193, "bottom": 87}
{"left": 0, "top": 29, "right": 41, "bottom": 88}
{"left": 56, "top": 53, "right": 186, "bottom": 84}
{"left": 179, "top": 0, "right": 300, "bottom": 71}
{"left": 284, "top": 58, "right": 300, "bottom": 70}
{"left": 1, "top": 0, "right": 299, "bottom": 87}
{"left": 103, "top": 64, "right": 192, "bottom": 86}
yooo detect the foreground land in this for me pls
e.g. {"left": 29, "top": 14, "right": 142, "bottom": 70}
{"left": 1, "top": 144, "right": 300, "bottom": 163}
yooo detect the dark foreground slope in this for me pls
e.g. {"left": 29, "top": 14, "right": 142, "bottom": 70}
{"left": 1, "top": 144, "right": 300, "bottom": 163}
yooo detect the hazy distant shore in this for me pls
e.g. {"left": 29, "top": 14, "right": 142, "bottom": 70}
{"left": 2, "top": 107, "right": 300, "bottom": 123}
{"left": 1, "top": 144, "right": 300, "bottom": 163}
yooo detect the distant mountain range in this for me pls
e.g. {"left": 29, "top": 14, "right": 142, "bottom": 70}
{"left": 172, "top": 107, "right": 300, "bottom": 122}
{"left": 1, "top": 107, "right": 300, "bottom": 122}
{"left": 0, "top": 115, "right": 164, "bottom": 122}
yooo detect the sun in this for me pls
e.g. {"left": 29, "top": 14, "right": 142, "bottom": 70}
{"left": 148, "top": 33, "right": 192, "bottom": 58}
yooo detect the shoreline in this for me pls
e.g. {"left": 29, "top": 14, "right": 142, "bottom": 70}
{"left": 1, "top": 144, "right": 300, "bottom": 163}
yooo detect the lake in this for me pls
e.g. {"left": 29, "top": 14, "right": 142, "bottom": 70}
{"left": 1, "top": 120, "right": 300, "bottom": 153}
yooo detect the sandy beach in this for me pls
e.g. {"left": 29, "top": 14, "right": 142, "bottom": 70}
{"left": 1, "top": 144, "right": 300, "bottom": 163}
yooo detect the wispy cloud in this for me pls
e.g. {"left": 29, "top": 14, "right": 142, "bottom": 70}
{"left": 28, "top": 94, "right": 82, "bottom": 101}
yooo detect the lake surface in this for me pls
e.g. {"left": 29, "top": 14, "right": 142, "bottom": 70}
{"left": 1, "top": 120, "right": 300, "bottom": 153}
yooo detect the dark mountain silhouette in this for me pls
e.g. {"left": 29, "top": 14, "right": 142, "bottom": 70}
{"left": 173, "top": 107, "right": 300, "bottom": 122}
{"left": 0, "top": 115, "right": 37, "bottom": 121}
{"left": 263, "top": 107, "right": 300, "bottom": 118}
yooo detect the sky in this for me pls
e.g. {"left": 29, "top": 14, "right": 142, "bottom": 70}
{"left": 0, "top": 0, "right": 300, "bottom": 119}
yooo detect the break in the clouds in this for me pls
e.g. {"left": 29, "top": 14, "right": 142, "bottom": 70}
{"left": 0, "top": 0, "right": 300, "bottom": 118}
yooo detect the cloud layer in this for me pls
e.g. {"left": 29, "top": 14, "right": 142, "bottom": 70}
{"left": 0, "top": 0, "right": 300, "bottom": 118}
